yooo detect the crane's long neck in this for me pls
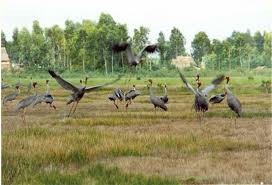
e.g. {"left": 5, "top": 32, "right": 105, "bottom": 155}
{"left": 16, "top": 88, "right": 20, "bottom": 94}
{"left": 224, "top": 84, "right": 232, "bottom": 95}
{"left": 148, "top": 86, "right": 154, "bottom": 97}
{"left": 46, "top": 83, "right": 50, "bottom": 94}
{"left": 164, "top": 86, "right": 167, "bottom": 96}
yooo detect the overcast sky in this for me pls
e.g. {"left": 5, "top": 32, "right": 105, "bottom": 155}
{"left": 1, "top": 0, "right": 271, "bottom": 52}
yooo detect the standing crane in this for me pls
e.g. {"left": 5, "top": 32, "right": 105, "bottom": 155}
{"left": 178, "top": 70, "right": 225, "bottom": 124}
{"left": 48, "top": 70, "right": 121, "bottom": 117}
{"left": 112, "top": 42, "right": 158, "bottom": 67}
{"left": 108, "top": 88, "right": 125, "bottom": 109}
{"left": 14, "top": 82, "right": 38, "bottom": 123}
{"left": 224, "top": 76, "right": 242, "bottom": 127}
{"left": 2, "top": 85, "right": 20, "bottom": 107}
{"left": 125, "top": 85, "right": 141, "bottom": 109}
{"left": 33, "top": 80, "right": 56, "bottom": 110}
{"left": 147, "top": 80, "right": 167, "bottom": 112}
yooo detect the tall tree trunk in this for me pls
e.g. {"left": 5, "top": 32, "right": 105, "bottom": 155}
{"left": 121, "top": 53, "right": 124, "bottom": 71}
{"left": 82, "top": 55, "right": 85, "bottom": 73}
{"left": 103, "top": 49, "right": 108, "bottom": 75}
{"left": 228, "top": 48, "right": 231, "bottom": 71}
{"left": 239, "top": 48, "right": 242, "bottom": 68}
{"left": 111, "top": 51, "right": 114, "bottom": 74}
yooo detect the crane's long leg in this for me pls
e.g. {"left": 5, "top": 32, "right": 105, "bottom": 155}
{"left": 67, "top": 102, "right": 75, "bottom": 117}
{"left": 71, "top": 101, "right": 79, "bottom": 115}
{"left": 114, "top": 100, "right": 119, "bottom": 109}
{"left": 125, "top": 99, "right": 131, "bottom": 110}
{"left": 234, "top": 117, "right": 237, "bottom": 129}
{"left": 23, "top": 108, "right": 27, "bottom": 124}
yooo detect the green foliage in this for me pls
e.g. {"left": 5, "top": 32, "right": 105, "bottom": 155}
{"left": 169, "top": 27, "right": 186, "bottom": 58}
{"left": 260, "top": 80, "right": 271, "bottom": 93}
{"left": 2, "top": 14, "right": 271, "bottom": 74}
{"left": 191, "top": 31, "right": 211, "bottom": 66}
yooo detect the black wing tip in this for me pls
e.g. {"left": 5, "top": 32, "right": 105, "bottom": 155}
{"left": 48, "top": 69, "right": 58, "bottom": 78}
{"left": 145, "top": 44, "right": 158, "bottom": 53}
{"left": 112, "top": 42, "right": 129, "bottom": 52}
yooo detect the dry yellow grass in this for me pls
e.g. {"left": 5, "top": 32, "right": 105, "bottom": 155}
{"left": 2, "top": 83, "right": 272, "bottom": 184}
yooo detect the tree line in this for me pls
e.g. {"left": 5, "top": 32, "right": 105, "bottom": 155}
{"left": 1, "top": 13, "right": 271, "bottom": 74}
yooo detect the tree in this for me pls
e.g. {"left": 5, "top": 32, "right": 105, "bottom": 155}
{"left": 263, "top": 31, "right": 272, "bottom": 67}
{"left": 31, "top": 20, "right": 48, "bottom": 69}
{"left": 1, "top": 31, "right": 7, "bottom": 47}
{"left": 45, "top": 25, "right": 65, "bottom": 70}
{"left": 211, "top": 39, "right": 224, "bottom": 70}
{"left": 254, "top": 31, "right": 264, "bottom": 53}
{"left": 132, "top": 26, "right": 150, "bottom": 53}
{"left": 169, "top": 27, "right": 186, "bottom": 58}
{"left": 157, "top": 31, "right": 167, "bottom": 65}
{"left": 191, "top": 32, "right": 211, "bottom": 66}
{"left": 18, "top": 27, "right": 32, "bottom": 67}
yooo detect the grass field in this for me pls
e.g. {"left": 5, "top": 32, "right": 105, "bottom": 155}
{"left": 2, "top": 75, "right": 272, "bottom": 184}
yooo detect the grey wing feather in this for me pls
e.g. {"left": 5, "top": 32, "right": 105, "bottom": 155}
{"left": 202, "top": 74, "right": 225, "bottom": 95}
{"left": 178, "top": 70, "right": 196, "bottom": 95}
{"left": 227, "top": 95, "right": 242, "bottom": 117}
{"left": 48, "top": 70, "right": 78, "bottom": 92}
{"left": 125, "top": 45, "right": 134, "bottom": 63}
{"left": 85, "top": 75, "right": 122, "bottom": 93}
{"left": 151, "top": 96, "right": 167, "bottom": 111}
{"left": 14, "top": 95, "right": 37, "bottom": 112}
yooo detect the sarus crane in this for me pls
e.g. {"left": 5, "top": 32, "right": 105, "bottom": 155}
{"left": 178, "top": 70, "right": 225, "bottom": 124}
{"left": 48, "top": 70, "right": 121, "bottom": 117}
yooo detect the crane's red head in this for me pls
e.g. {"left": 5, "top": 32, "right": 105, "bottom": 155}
{"left": 46, "top": 80, "right": 49, "bottom": 84}
{"left": 197, "top": 81, "right": 202, "bottom": 88}
{"left": 196, "top": 74, "right": 200, "bottom": 81}
{"left": 33, "top": 82, "right": 37, "bottom": 88}
{"left": 226, "top": 76, "right": 230, "bottom": 84}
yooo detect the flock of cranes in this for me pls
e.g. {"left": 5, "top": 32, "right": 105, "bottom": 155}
{"left": 1, "top": 41, "right": 242, "bottom": 125}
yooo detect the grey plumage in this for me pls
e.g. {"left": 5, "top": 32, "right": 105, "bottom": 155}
{"left": 108, "top": 88, "right": 125, "bottom": 109}
{"left": 14, "top": 94, "right": 37, "bottom": 112}
{"left": 147, "top": 83, "right": 167, "bottom": 111}
{"left": 209, "top": 93, "right": 225, "bottom": 104}
{"left": 48, "top": 70, "right": 121, "bottom": 117}
{"left": 2, "top": 86, "right": 20, "bottom": 105}
{"left": 125, "top": 85, "right": 141, "bottom": 101}
{"left": 178, "top": 70, "right": 225, "bottom": 113}
{"left": 112, "top": 42, "right": 158, "bottom": 66}
{"left": 225, "top": 85, "right": 242, "bottom": 117}
{"left": 159, "top": 85, "right": 168, "bottom": 104}
{"left": 32, "top": 80, "right": 55, "bottom": 109}
{"left": 1, "top": 78, "right": 10, "bottom": 90}
{"left": 125, "top": 85, "right": 141, "bottom": 108}
{"left": 1, "top": 84, "right": 9, "bottom": 89}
